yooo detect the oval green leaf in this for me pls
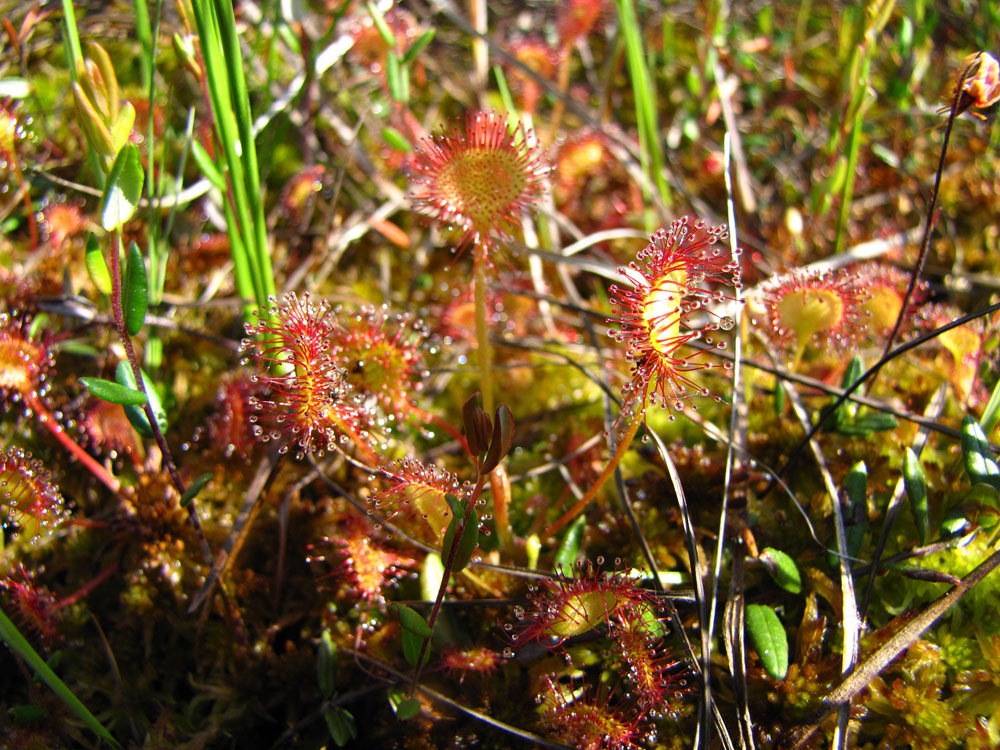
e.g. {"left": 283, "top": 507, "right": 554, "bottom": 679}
{"left": 84, "top": 234, "right": 112, "bottom": 296}
{"left": 100, "top": 143, "right": 144, "bottom": 230}
{"left": 553, "top": 515, "right": 586, "bottom": 575}
{"left": 843, "top": 461, "right": 869, "bottom": 558}
{"left": 442, "top": 504, "right": 478, "bottom": 573}
{"left": 179, "top": 472, "right": 213, "bottom": 508}
{"left": 116, "top": 361, "right": 167, "bottom": 439}
{"left": 760, "top": 547, "right": 802, "bottom": 594}
{"left": 317, "top": 630, "right": 337, "bottom": 699}
{"left": 394, "top": 603, "right": 432, "bottom": 638}
{"left": 745, "top": 603, "right": 788, "bottom": 680}
{"left": 121, "top": 241, "right": 148, "bottom": 336}
{"left": 401, "top": 28, "right": 435, "bottom": 66}
{"left": 962, "top": 416, "right": 1000, "bottom": 491}
{"left": 391, "top": 694, "right": 420, "bottom": 720}
{"left": 79, "top": 376, "right": 148, "bottom": 406}
{"left": 323, "top": 706, "right": 356, "bottom": 746}
{"left": 381, "top": 126, "right": 412, "bottom": 153}
{"left": 191, "top": 140, "right": 226, "bottom": 190}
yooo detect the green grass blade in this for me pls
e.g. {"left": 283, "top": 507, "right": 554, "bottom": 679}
{"left": 211, "top": 0, "right": 275, "bottom": 300}
{"left": 615, "top": 0, "right": 671, "bottom": 214}
{"left": 0, "top": 607, "right": 120, "bottom": 747}
{"left": 191, "top": 0, "right": 269, "bottom": 313}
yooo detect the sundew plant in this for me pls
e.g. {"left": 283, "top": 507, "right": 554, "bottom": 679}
{"left": 4, "top": 1, "right": 1000, "bottom": 749}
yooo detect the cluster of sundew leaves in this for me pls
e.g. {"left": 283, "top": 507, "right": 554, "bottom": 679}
{"left": 506, "top": 560, "right": 691, "bottom": 745}
{"left": 5, "top": 3, "right": 990, "bottom": 742}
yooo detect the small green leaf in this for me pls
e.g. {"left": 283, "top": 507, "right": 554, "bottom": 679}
{"left": 84, "top": 234, "right": 112, "bottom": 296}
{"left": 442, "top": 501, "right": 478, "bottom": 573}
{"left": 903, "top": 447, "right": 930, "bottom": 545}
{"left": 760, "top": 547, "right": 802, "bottom": 594}
{"left": 420, "top": 552, "right": 444, "bottom": 602}
{"left": 401, "top": 28, "right": 435, "bottom": 66}
{"left": 365, "top": 2, "right": 395, "bottom": 46}
{"left": 943, "top": 484, "right": 1000, "bottom": 536}
{"left": 0, "top": 77, "right": 31, "bottom": 98}
{"left": 843, "top": 461, "right": 868, "bottom": 558}
{"left": 54, "top": 340, "right": 101, "bottom": 358}
{"left": 394, "top": 603, "right": 432, "bottom": 638}
{"left": 179, "top": 473, "right": 213, "bottom": 508}
{"left": 388, "top": 688, "right": 421, "bottom": 720}
{"left": 317, "top": 630, "right": 337, "bottom": 698}
{"left": 381, "top": 126, "right": 413, "bottom": 152}
{"left": 553, "top": 515, "right": 586, "bottom": 575}
{"left": 116, "top": 361, "right": 167, "bottom": 439}
{"left": 837, "top": 412, "right": 899, "bottom": 435}
{"left": 386, "top": 51, "right": 407, "bottom": 104}
{"left": 323, "top": 706, "right": 356, "bottom": 746}
{"left": 79, "top": 377, "right": 148, "bottom": 406}
{"left": 109, "top": 100, "right": 136, "bottom": 157}
{"left": 941, "top": 504, "right": 974, "bottom": 537}
{"left": 401, "top": 629, "right": 429, "bottom": 667}
{"left": 839, "top": 356, "right": 864, "bottom": 417}
{"left": 745, "top": 603, "right": 788, "bottom": 680}
{"left": 100, "top": 143, "right": 144, "bottom": 230}
{"left": 962, "top": 416, "right": 1000, "bottom": 491}
{"left": 121, "top": 241, "right": 148, "bottom": 336}
{"left": 191, "top": 140, "right": 226, "bottom": 190}
{"left": 394, "top": 603, "right": 431, "bottom": 666}
{"left": 9, "top": 704, "right": 46, "bottom": 724}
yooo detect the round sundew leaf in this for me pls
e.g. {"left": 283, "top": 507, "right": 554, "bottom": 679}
{"left": 746, "top": 603, "right": 788, "bottom": 680}
{"left": 547, "top": 589, "right": 619, "bottom": 640}
{"left": 760, "top": 547, "right": 802, "bottom": 594}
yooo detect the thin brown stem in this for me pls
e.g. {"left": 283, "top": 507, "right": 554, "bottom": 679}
{"left": 866, "top": 57, "right": 975, "bottom": 394}
{"left": 107, "top": 233, "right": 214, "bottom": 569}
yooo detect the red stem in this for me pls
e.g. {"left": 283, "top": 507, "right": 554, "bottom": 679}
{"left": 407, "top": 404, "right": 470, "bottom": 455}
{"left": 24, "top": 391, "right": 120, "bottom": 494}
{"left": 55, "top": 560, "right": 120, "bottom": 609}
